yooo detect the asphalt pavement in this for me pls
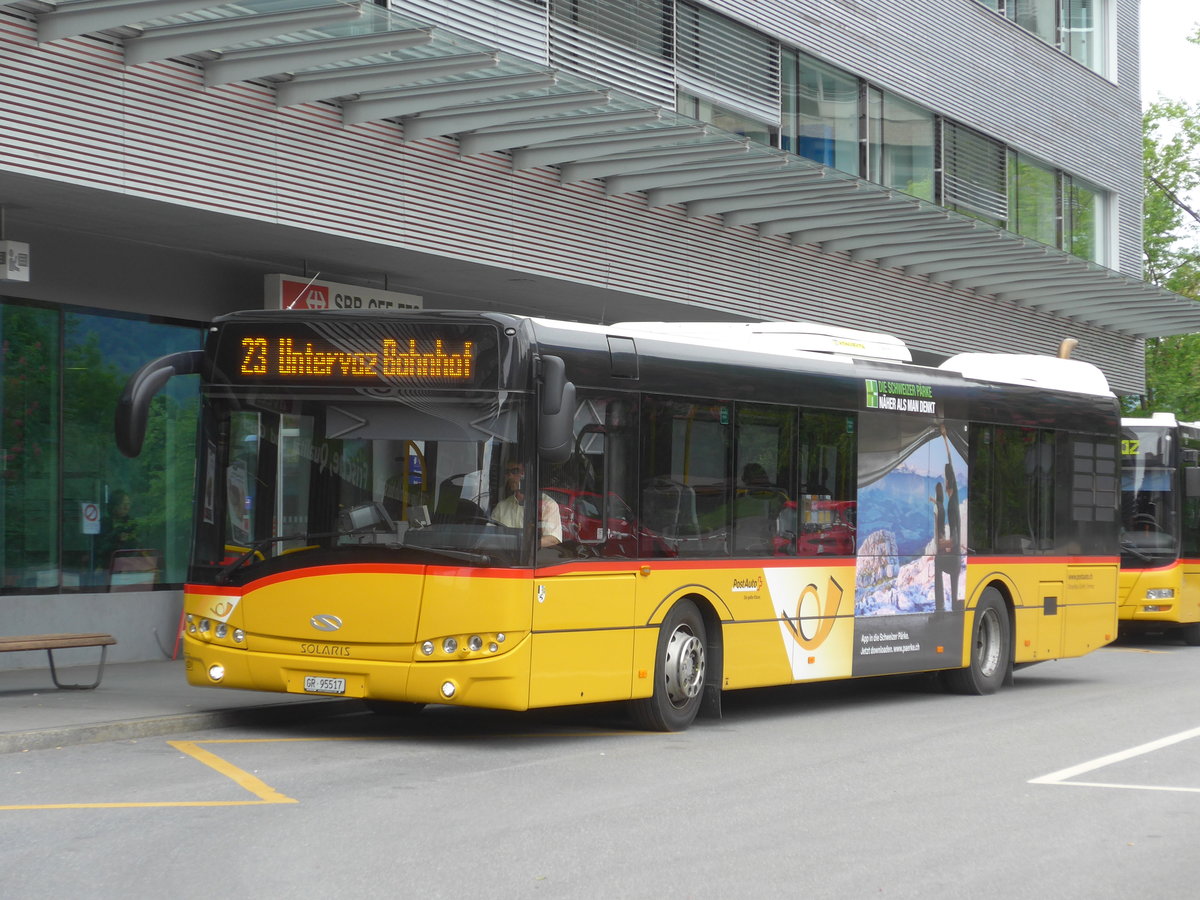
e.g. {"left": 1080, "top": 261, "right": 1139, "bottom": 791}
{"left": 0, "top": 658, "right": 364, "bottom": 754}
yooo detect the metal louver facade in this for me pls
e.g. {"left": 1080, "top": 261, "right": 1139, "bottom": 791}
{"left": 941, "top": 122, "right": 1009, "bottom": 226}
{"left": 548, "top": 0, "right": 676, "bottom": 105}
{"left": 675, "top": 2, "right": 780, "bottom": 124}
{"left": 390, "top": 0, "right": 551, "bottom": 63}
{"left": 0, "top": 0, "right": 1191, "bottom": 400}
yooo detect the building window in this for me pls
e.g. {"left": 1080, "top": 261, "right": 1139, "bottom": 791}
{"left": 867, "top": 88, "right": 936, "bottom": 201}
{"left": 0, "top": 299, "right": 202, "bottom": 594}
{"left": 1009, "top": 151, "right": 1060, "bottom": 247}
{"left": 677, "top": 91, "right": 777, "bottom": 147}
{"left": 781, "top": 48, "right": 861, "bottom": 176}
{"left": 979, "top": 0, "right": 1108, "bottom": 73}
{"left": 1064, "top": 173, "right": 1105, "bottom": 263}
{"left": 1061, "top": 0, "right": 1101, "bottom": 70}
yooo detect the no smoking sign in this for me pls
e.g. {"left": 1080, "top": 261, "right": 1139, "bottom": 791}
{"left": 81, "top": 501, "right": 101, "bottom": 535}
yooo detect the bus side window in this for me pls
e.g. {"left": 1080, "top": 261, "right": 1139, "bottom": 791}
{"left": 544, "top": 392, "right": 641, "bottom": 558}
{"left": 988, "top": 425, "right": 1055, "bottom": 555}
{"left": 968, "top": 423, "right": 994, "bottom": 554}
{"left": 641, "top": 396, "right": 730, "bottom": 559}
{"left": 793, "top": 410, "right": 857, "bottom": 557}
{"left": 733, "top": 404, "right": 795, "bottom": 556}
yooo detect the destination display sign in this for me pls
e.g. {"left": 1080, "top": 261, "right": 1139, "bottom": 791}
{"left": 211, "top": 320, "right": 499, "bottom": 388}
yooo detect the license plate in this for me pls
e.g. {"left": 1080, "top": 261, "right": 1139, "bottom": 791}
{"left": 303, "top": 676, "right": 346, "bottom": 695}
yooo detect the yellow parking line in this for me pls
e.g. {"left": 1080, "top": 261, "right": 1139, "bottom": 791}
{"left": 1101, "top": 646, "right": 1170, "bottom": 654}
{"left": 169, "top": 739, "right": 298, "bottom": 804}
{"left": 1, "top": 731, "right": 634, "bottom": 811}
{"left": 0, "top": 738, "right": 303, "bottom": 811}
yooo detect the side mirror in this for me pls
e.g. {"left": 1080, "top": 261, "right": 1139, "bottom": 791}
{"left": 537, "top": 355, "right": 575, "bottom": 464}
{"left": 115, "top": 350, "right": 204, "bottom": 458}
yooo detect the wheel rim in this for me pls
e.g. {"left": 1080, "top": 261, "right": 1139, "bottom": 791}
{"left": 664, "top": 624, "right": 705, "bottom": 708}
{"left": 975, "top": 605, "right": 1002, "bottom": 678}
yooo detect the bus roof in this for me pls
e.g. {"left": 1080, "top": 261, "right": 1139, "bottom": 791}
{"left": 1122, "top": 412, "right": 1200, "bottom": 428}
{"left": 938, "top": 353, "right": 1112, "bottom": 398}
{"left": 604, "top": 320, "right": 912, "bottom": 363}
{"left": 538, "top": 317, "right": 1112, "bottom": 398}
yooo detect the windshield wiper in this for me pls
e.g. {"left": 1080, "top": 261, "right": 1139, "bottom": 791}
{"left": 1119, "top": 538, "right": 1155, "bottom": 563}
{"left": 405, "top": 545, "right": 491, "bottom": 565}
{"left": 217, "top": 532, "right": 313, "bottom": 584}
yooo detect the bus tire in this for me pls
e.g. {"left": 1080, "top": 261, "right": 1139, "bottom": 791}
{"left": 630, "top": 600, "right": 707, "bottom": 731}
{"left": 365, "top": 700, "right": 426, "bottom": 717}
{"left": 943, "top": 588, "right": 1010, "bottom": 695}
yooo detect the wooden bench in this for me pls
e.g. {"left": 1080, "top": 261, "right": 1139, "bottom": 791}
{"left": 0, "top": 633, "right": 117, "bottom": 690}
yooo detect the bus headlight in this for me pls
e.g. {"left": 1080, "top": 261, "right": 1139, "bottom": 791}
{"left": 442, "top": 637, "right": 458, "bottom": 654}
{"left": 208, "top": 664, "right": 225, "bottom": 682}
{"left": 441, "top": 681, "right": 457, "bottom": 699}
{"left": 1146, "top": 588, "right": 1175, "bottom": 600}
{"left": 421, "top": 641, "right": 434, "bottom": 656}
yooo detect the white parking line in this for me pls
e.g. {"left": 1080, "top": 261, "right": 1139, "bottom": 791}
{"left": 1030, "top": 725, "right": 1200, "bottom": 792}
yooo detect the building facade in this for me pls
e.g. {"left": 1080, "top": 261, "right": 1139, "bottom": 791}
{"left": 0, "top": 0, "right": 1195, "bottom": 665}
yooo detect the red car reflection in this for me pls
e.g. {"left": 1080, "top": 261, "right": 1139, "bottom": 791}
{"left": 544, "top": 488, "right": 677, "bottom": 558}
{"left": 777, "top": 498, "right": 856, "bottom": 556}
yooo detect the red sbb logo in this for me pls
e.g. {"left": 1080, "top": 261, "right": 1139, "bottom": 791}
{"left": 284, "top": 281, "right": 330, "bottom": 310}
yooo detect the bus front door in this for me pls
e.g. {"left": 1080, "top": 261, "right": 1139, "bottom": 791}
{"left": 528, "top": 571, "right": 636, "bottom": 708}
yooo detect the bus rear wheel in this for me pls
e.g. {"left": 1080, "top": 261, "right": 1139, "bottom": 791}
{"left": 943, "top": 588, "right": 1010, "bottom": 695}
{"left": 631, "top": 600, "right": 707, "bottom": 731}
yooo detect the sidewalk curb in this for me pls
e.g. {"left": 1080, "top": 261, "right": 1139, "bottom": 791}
{"left": 0, "top": 698, "right": 367, "bottom": 754}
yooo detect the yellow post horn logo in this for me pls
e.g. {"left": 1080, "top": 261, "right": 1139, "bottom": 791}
{"left": 782, "top": 577, "right": 844, "bottom": 650}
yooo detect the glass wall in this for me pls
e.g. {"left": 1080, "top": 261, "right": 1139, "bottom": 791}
{"left": 0, "top": 304, "right": 59, "bottom": 590}
{"left": 776, "top": 47, "right": 1105, "bottom": 262}
{"left": 1, "top": 299, "right": 202, "bottom": 593}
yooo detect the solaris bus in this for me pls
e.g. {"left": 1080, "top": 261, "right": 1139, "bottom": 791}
{"left": 116, "top": 310, "right": 1121, "bottom": 730}
{"left": 1119, "top": 413, "right": 1200, "bottom": 644}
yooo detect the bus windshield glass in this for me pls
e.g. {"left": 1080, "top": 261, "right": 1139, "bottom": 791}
{"left": 1121, "top": 425, "right": 1177, "bottom": 564}
{"left": 192, "top": 390, "right": 534, "bottom": 580}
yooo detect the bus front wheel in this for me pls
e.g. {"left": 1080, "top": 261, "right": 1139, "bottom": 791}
{"left": 631, "top": 600, "right": 707, "bottom": 731}
{"left": 943, "top": 588, "right": 1010, "bottom": 695}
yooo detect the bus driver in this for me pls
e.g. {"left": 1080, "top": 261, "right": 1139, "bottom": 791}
{"left": 492, "top": 463, "right": 562, "bottom": 548}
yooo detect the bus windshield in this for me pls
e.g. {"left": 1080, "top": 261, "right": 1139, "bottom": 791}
{"left": 192, "top": 390, "right": 534, "bottom": 580}
{"left": 1120, "top": 426, "right": 1178, "bottom": 565}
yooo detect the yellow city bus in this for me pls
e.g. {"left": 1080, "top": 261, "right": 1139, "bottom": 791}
{"left": 116, "top": 311, "right": 1120, "bottom": 730}
{"left": 1119, "top": 413, "right": 1200, "bottom": 644}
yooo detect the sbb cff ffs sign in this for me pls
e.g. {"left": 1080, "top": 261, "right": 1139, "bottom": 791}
{"left": 264, "top": 275, "right": 422, "bottom": 312}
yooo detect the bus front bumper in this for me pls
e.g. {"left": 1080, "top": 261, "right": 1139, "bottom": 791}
{"left": 181, "top": 633, "right": 535, "bottom": 711}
